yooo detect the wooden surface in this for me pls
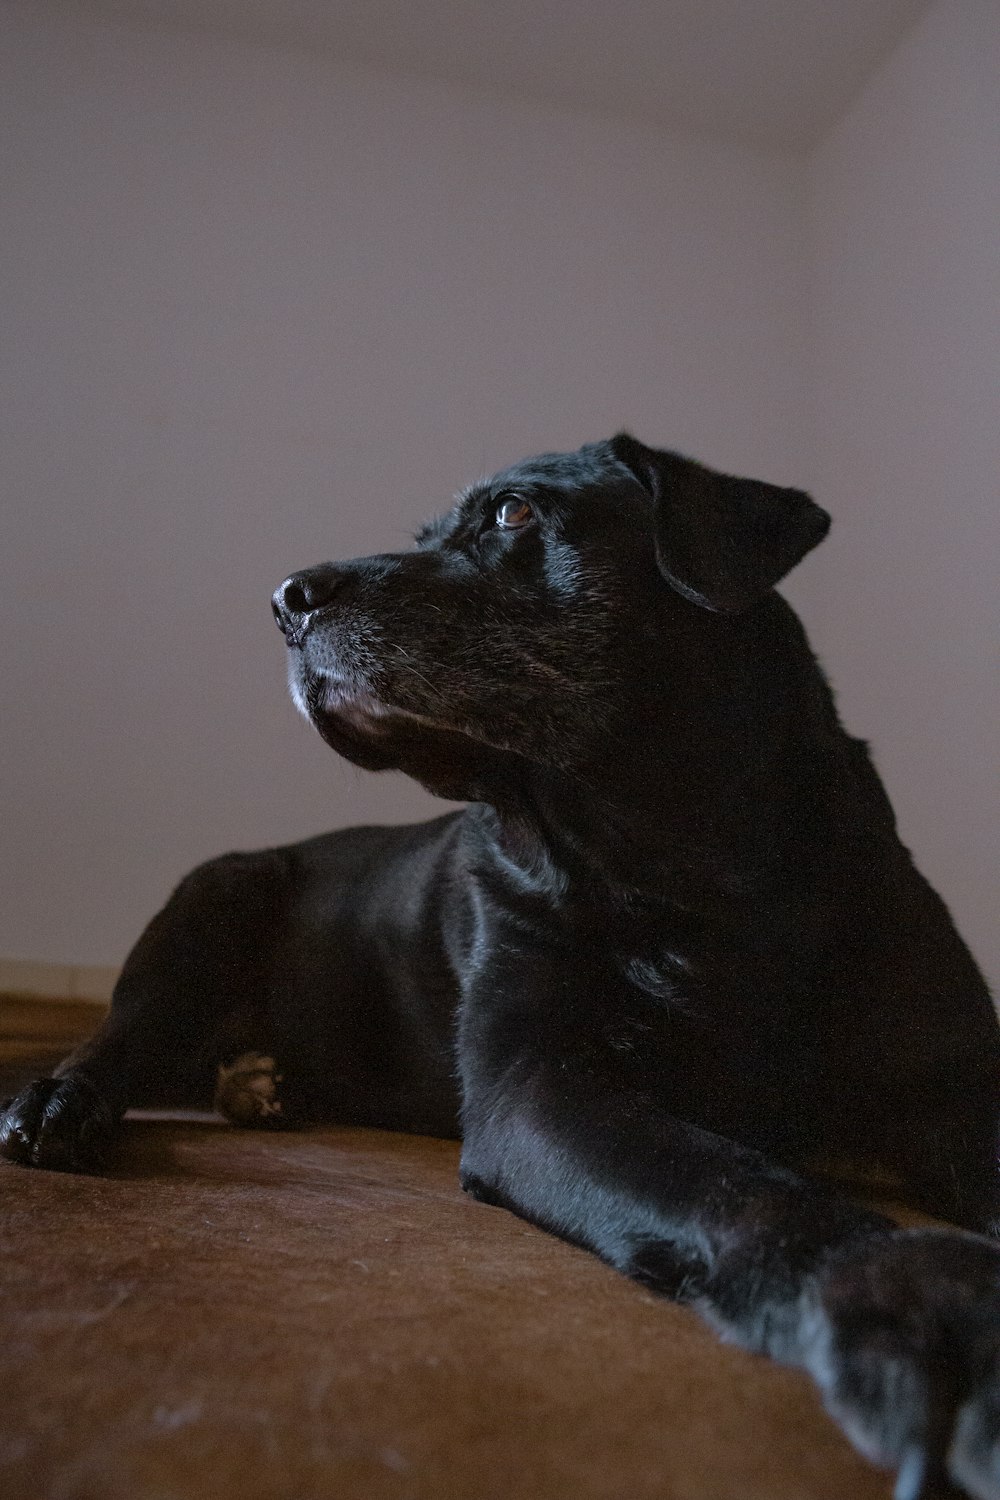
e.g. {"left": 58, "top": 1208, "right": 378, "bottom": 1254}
{"left": 0, "top": 1001, "right": 896, "bottom": 1500}
{"left": 0, "top": 992, "right": 107, "bottom": 1100}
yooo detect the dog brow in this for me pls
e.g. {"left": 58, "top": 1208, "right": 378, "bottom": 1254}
{"left": 455, "top": 478, "right": 491, "bottom": 506}
{"left": 413, "top": 517, "right": 444, "bottom": 547}
{"left": 415, "top": 481, "right": 493, "bottom": 547}
{"left": 453, "top": 479, "right": 494, "bottom": 522}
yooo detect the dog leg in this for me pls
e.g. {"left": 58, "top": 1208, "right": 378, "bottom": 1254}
{"left": 460, "top": 1049, "right": 1000, "bottom": 1499}
{"left": 0, "top": 848, "right": 290, "bottom": 1171}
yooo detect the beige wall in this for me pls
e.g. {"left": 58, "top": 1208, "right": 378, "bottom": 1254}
{"left": 0, "top": 4, "right": 811, "bottom": 965}
{"left": 807, "top": 0, "right": 999, "bottom": 986}
{"left": 1, "top": 2, "right": 994, "bottom": 989}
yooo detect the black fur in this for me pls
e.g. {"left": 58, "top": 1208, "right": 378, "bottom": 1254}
{"left": 4, "top": 436, "right": 999, "bottom": 1498}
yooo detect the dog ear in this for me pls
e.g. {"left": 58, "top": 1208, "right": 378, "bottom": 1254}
{"left": 609, "top": 433, "right": 830, "bottom": 613}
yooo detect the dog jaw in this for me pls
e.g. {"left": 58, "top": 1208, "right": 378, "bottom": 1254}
{"left": 293, "top": 664, "right": 446, "bottom": 745}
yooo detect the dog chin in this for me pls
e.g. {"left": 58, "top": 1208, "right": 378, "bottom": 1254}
{"left": 287, "top": 656, "right": 313, "bottom": 722}
{"left": 290, "top": 665, "right": 443, "bottom": 768}
{"left": 290, "top": 663, "right": 368, "bottom": 725}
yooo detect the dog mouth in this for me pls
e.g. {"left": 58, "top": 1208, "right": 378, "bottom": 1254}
{"left": 312, "top": 680, "right": 432, "bottom": 736}
{"left": 292, "top": 664, "right": 446, "bottom": 762}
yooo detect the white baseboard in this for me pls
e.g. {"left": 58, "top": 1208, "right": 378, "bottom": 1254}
{"left": 0, "top": 957, "right": 117, "bottom": 1005}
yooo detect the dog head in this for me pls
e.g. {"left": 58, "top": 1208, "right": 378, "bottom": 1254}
{"left": 273, "top": 436, "right": 829, "bottom": 802}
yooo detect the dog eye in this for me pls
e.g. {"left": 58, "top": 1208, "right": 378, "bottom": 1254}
{"left": 495, "top": 495, "right": 534, "bottom": 530}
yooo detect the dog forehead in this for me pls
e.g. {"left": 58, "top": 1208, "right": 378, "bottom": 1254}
{"left": 417, "top": 440, "right": 639, "bottom": 547}
{"left": 488, "top": 440, "right": 621, "bottom": 496}
{"left": 448, "top": 442, "right": 626, "bottom": 522}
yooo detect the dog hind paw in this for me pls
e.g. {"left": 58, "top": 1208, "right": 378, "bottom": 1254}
{"left": 0, "top": 1075, "right": 117, "bottom": 1172}
{"left": 810, "top": 1230, "right": 1000, "bottom": 1500}
{"left": 214, "top": 1052, "right": 286, "bottom": 1126}
{"left": 949, "top": 1386, "right": 1000, "bottom": 1500}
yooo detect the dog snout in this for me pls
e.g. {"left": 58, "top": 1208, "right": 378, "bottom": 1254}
{"left": 272, "top": 565, "right": 350, "bottom": 638}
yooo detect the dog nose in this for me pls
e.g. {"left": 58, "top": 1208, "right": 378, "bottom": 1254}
{"left": 271, "top": 565, "right": 347, "bottom": 636}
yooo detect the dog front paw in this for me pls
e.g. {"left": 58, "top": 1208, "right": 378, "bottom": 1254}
{"left": 808, "top": 1229, "right": 1000, "bottom": 1499}
{"left": 0, "top": 1075, "right": 117, "bottom": 1172}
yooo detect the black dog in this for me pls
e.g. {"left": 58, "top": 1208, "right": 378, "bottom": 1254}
{"left": 3, "top": 435, "right": 999, "bottom": 1499}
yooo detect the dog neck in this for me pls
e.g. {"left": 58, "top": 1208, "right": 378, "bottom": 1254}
{"left": 474, "top": 594, "right": 881, "bottom": 920}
